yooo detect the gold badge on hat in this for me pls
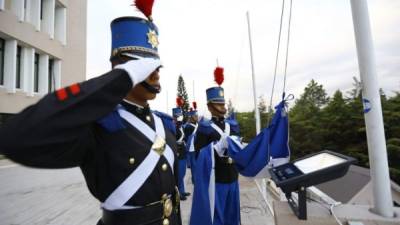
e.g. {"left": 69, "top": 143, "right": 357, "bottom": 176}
{"left": 147, "top": 29, "right": 159, "bottom": 48}
{"left": 219, "top": 90, "right": 224, "bottom": 97}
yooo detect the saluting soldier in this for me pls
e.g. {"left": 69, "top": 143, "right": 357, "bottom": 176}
{"left": 0, "top": 1, "right": 182, "bottom": 225}
{"left": 172, "top": 98, "right": 190, "bottom": 201}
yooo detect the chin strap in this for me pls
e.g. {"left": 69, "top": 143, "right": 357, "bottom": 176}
{"left": 140, "top": 81, "right": 161, "bottom": 94}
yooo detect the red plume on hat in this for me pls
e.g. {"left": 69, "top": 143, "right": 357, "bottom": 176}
{"left": 192, "top": 101, "right": 197, "bottom": 110}
{"left": 214, "top": 67, "right": 224, "bottom": 86}
{"left": 132, "top": 0, "right": 154, "bottom": 20}
{"left": 176, "top": 96, "right": 184, "bottom": 107}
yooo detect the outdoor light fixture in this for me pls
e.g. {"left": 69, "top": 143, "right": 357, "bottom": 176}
{"left": 269, "top": 150, "right": 356, "bottom": 220}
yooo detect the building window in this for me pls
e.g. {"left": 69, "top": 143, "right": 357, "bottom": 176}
{"left": 48, "top": 58, "right": 54, "bottom": 92}
{"left": 16, "top": 45, "right": 22, "bottom": 89}
{"left": 0, "top": 38, "right": 4, "bottom": 86}
{"left": 40, "top": 0, "right": 44, "bottom": 20}
{"left": 34, "top": 53, "right": 39, "bottom": 92}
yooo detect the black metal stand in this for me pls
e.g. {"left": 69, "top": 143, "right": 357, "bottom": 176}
{"left": 285, "top": 186, "right": 307, "bottom": 220}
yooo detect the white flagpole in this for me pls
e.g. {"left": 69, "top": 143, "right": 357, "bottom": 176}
{"left": 246, "top": 11, "right": 261, "bottom": 134}
{"left": 350, "top": 0, "right": 394, "bottom": 217}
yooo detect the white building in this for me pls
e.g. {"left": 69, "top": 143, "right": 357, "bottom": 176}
{"left": 0, "top": 0, "right": 87, "bottom": 124}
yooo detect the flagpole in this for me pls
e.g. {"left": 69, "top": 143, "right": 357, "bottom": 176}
{"left": 246, "top": 11, "right": 261, "bottom": 134}
{"left": 350, "top": 0, "right": 393, "bottom": 217}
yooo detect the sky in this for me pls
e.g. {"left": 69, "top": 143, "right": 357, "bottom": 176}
{"left": 86, "top": 0, "right": 400, "bottom": 116}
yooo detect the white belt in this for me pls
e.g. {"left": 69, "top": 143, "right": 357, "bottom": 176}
{"left": 210, "top": 122, "right": 230, "bottom": 139}
{"left": 188, "top": 123, "right": 198, "bottom": 152}
{"left": 101, "top": 108, "right": 175, "bottom": 211}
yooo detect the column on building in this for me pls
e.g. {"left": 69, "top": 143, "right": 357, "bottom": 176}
{"left": 21, "top": 47, "right": 35, "bottom": 96}
{"left": 38, "top": 54, "right": 49, "bottom": 94}
{"left": 25, "top": 0, "right": 41, "bottom": 31}
{"left": 41, "top": 0, "right": 55, "bottom": 39}
{"left": 3, "top": 39, "right": 17, "bottom": 93}
{"left": 10, "top": 0, "right": 24, "bottom": 22}
{"left": 0, "top": 0, "right": 5, "bottom": 11}
{"left": 55, "top": 5, "right": 66, "bottom": 45}
{"left": 53, "top": 59, "right": 61, "bottom": 89}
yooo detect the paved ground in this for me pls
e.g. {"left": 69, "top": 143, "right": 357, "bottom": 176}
{"left": 0, "top": 159, "right": 274, "bottom": 225}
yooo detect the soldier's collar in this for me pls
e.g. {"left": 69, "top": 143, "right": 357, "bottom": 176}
{"left": 211, "top": 116, "right": 225, "bottom": 123}
{"left": 123, "top": 99, "right": 147, "bottom": 109}
{"left": 122, "top": 99, "right": 151, "bottom": 115}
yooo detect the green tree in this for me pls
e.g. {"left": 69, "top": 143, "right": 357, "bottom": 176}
{"left": 289, "top": 79, "right": 329, "bottom": 157}
{"left": 176, "top": 75, "right": 190, "bottom": 113}
{"left": 236, "top": 112, "right": 256, "bottom": 143}
{"left": 387, "top": 138, "right": 400, "bottom": 184}
{"left": 383, "top": 93, "right": 400, "bottom": 138}
{"left": 320, "top": 90, "right": 352, "bottom": 153}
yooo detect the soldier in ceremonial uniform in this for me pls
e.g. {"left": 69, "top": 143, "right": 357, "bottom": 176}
{"left": 190, "top": 67, "right": 242, "bottom": 225}
{"left": 172, "top": 103, "right": 190, "bottom": 201}
{"left": 189, "top": 67, "right": 292, "bottom": 225}
{"left": 0, "top": 1, "right": 182, "bottom": 225}
{"left": 184, "top": 102, "right": 199, "bottom": 184}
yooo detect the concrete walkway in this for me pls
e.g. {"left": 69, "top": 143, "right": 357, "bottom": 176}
{"left": 0, "top": 159, "right": 274, "bottom": 225}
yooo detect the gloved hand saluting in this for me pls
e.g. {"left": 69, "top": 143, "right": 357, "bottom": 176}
{"left": 115, "top": 56, "right": 162, "bottom": 87}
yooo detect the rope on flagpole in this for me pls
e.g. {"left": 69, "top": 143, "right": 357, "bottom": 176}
{"left": 282, "top": 0, "right": 293, "bottom": 97}
{"left": 267, "top": 0, "right": 286, "bottom": 126}
{"left": 267, "top": 0, "right": 293, "bottom": 125}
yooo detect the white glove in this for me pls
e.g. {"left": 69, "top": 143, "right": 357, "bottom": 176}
{"left": 228, "top": 135, "right": 245, "bottom": 149}
{"left": 114, "top": 57, "right": 161, "bottom": 87}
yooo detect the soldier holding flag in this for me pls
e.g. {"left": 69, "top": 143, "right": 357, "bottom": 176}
{"left": 190, "top": 66, "right": 291, "bottom": 225}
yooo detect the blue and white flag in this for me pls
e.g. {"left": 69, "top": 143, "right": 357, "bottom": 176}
{"left": 228, "top": 99, "right": 290, "bottom": 177}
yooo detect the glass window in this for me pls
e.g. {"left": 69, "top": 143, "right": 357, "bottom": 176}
{"left": 48, "top": 58, "right": 54, "bottom": 92}
{"left": 16, "top": 45, "right": 22, "bottom": 89}
{"left": 0, "top": 38, "right": 5, "bottom": 86}
{"left": 40, "top": 0, "right": 44, "bottom": 20}
{"left": 34, "top": 53, "right": 39, "bottom": 92}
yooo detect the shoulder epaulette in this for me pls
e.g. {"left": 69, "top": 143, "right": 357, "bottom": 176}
{"left": 226, "top": 118, "right": 240, "bottom": 134}
{"left": 97, "top": 110, "right": 126, "bottom": 132}
{"left": 197, "top": 119, "right": 213, "bottom": 134}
